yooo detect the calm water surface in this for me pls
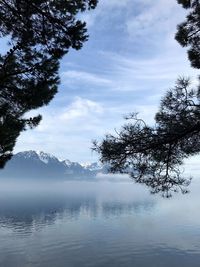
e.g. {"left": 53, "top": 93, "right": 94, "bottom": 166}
{"left": 0, "top": 178, "right": 200, "bottom": 267}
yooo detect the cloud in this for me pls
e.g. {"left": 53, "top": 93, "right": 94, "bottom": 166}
{"left": 14, "top": 97, "right": 106, "bottom": 161}
{"left": 35, "top": 97, "right": 104, "bottom": 133}
{"left": 100, "top": 0, "right": 131, "bottom": 8}
{"left": 61, "top": 70, "right": 111, "bottom": 86}
{"left": 79, "top": 0, "right": 132, "bottom": 27}
{"left": 15, "top": 96, "right": 158, "bottom": 162}
{"left": 88, "top": 50, "right": 199, "bottom": 94}
{"left": 61, "top": 50, "right": 198, "bottom": 95}
{"left": 126, "top": 0, "right": 184, "bottom": 39}
{"left": 14, "top": 1, "right": 200, "bottom": 168}
{"left": 60, "top": 97, "right": 104, "bottom": 121}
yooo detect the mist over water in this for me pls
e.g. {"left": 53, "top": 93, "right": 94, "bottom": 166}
{"left": 0, "top": 179, "right": 200, "bottom": 267}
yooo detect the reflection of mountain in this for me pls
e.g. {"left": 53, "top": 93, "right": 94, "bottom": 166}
{"left": 0, "top": 151, "right": 104, "bottom": 179}
{"left": 0, "top": 188, "right": 155, "bottom": 233}
{"left": 102, "top": 201, "right": 154, "bottom": 217}
{"left": 0, "top": 192, "right": 97, "bottom": 233}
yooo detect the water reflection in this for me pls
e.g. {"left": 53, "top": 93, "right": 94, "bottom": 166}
{"left": 0, "top": 180, "right": 200, "bottom": 267}
{"left": 0, "top": 185, "right": 154, "bottom": 234}
{"left": 0, "top": 194, "right": 94, "bottom": 233}
{"left": 102, "top": 201, "right": 154, "bottom": 217}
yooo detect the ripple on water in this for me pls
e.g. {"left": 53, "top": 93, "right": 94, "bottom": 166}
{"left": 0, "top": 181, "right": 200, "bottom": 267}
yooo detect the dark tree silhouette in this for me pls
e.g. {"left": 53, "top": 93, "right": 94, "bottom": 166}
{"left": 94, "top": 0, "right": 200, "bottom": 197}
{"left": 0, "top": 0, "right": 98, "bottom": 167}
{"left": 175, "top": 0, "right": 200, "bottom": 68}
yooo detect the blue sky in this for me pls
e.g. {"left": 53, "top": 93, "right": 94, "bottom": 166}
{"left": 10, "top": 0, "right": 199, "bottom": 162}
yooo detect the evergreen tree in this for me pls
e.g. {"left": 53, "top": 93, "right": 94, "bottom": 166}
{"left": 0, "top": 0, "right": 98, "bottom": 167}
{"left": 175, "top": 0, "right": 200, "bottom": 68}
{"left": 94, "top": 0, "right": 200, "bottom": 197}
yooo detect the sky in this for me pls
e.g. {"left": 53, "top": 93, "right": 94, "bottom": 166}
{"left": 6, "top": 0, "right": 199, "bottom": 163}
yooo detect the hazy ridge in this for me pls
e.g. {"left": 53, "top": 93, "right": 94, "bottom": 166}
{"left": 0, "top": 151, "right": 108, "bottom": 180}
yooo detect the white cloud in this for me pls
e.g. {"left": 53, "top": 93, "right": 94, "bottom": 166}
{"left": 14, "top": 98, "right": 106, "bottom": 161}
{"left": 100, "top": 0, "right": 131, "bottom": 8}
{"left": 60, "top": 49, "right": 198, "bottom": 95}
{"left": 61, "top": 70, "right": 111, "bottom": 86}
{"left": 13, "top": 0, "right": 200, "bottom": 169}
{"left": 78, "top": 0, "right": 132, "bottom": 28}
{"left": 126, "top": 0, "right": 185, "bottom": 40}
{"left": 60, "top": 97, "right": 104, "bottom": 121}
{"left": 15, "top": 96, "right": 159, "bottom": 162}
{"left": 95, "top": 51, "right": 199, "bottom": 94}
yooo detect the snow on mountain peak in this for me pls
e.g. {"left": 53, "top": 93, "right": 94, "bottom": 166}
{"left": 80, "top": 162, "right": 102, "bottom": 171}
{"left": 18, "top": 150, "right": 38, "bottom": 159}
{"left": 36, "top": 151, "right": 58, "bottom": 164}
{"left": 16, "top": 151, "right": 101, "bottom": 171}
{"left": 80, "top": 162, "right": 91, "bottom": 168}
{"left": 63, "top": 159, "right": 72, "bottom": 167}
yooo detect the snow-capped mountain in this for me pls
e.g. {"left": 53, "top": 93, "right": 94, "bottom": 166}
{"left": 63, "top": 159, "right": 72, "bottom": 167}
{"left": 37, "top": 151, "right": 59, "bottom": 164}
{"left": 81, "top": 162, "right": 102, "bottom": 172}
{"left": 17, "top": 151, "right": 61, "bottom": 165}
{"left": 0, "top": 151, "right": 104, "bottom": 180}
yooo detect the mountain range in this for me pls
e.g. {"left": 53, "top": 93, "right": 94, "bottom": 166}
{"left": 0, "top": 151, "right": 107, "bottom": 180}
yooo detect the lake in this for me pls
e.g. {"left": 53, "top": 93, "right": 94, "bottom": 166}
{"left": 0, "top": 178, "right": 200, "bottom": 267}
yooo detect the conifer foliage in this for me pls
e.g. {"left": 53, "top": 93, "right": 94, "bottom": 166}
{"left": 176, "top": 0, "right": 200, "bottom": 68}
{"left": 94, "top": 0, "right": 200, "bottom": 197}
{"left": 0, "top": 0, "right": 98, "bottom": 167}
